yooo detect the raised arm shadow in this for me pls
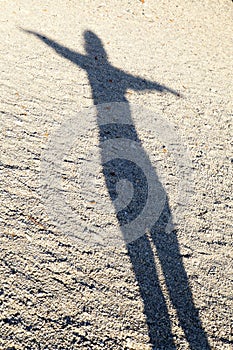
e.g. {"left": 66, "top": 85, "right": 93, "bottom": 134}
{"left": 21, "top": 28, "right": 182, "bottom": 102}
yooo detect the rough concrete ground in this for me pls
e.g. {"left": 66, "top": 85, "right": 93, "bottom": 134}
{"left": 0, "top": 1, "right": 232, "bottom": 349}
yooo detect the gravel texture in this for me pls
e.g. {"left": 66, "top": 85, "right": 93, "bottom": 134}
{"left": 1, "top": 1, "right": 232, "bottom": 349}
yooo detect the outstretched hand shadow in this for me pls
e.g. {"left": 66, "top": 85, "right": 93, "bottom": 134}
{"left": 22, "top": 28, "right": 210, "bottom": 349}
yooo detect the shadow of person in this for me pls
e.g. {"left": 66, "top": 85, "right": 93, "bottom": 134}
{"left": 22, "top": 28, "right": 210, "bottom": 349}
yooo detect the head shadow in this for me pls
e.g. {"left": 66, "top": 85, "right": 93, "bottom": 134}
{"left": 84, "top": 30, "right": 108, "bottom": 61}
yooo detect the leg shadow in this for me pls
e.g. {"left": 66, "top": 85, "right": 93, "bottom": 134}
{"left": 99, "top": 106, "right": 210, "bottom": 349}
{"left": 151, "top": 200, "right": 211, "bottom": 349}
{"left": 128, "top": 234, "right": 176, "bottom": 349}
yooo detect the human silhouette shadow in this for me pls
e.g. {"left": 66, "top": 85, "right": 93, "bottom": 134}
{"left": 23, "top": 29, "right": 210, "bottom": 349}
